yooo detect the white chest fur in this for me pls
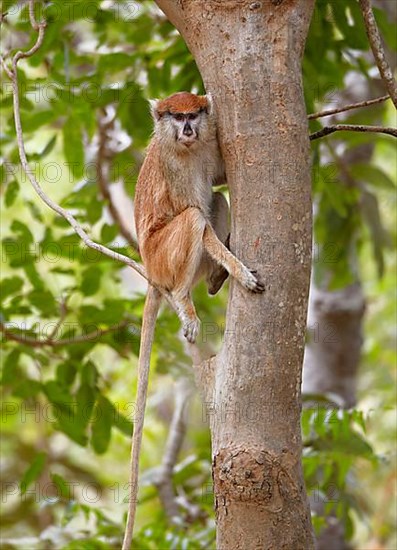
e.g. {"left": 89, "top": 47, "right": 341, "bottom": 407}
{"left": 166, "top": 140, "right": 221, "bottom": 217}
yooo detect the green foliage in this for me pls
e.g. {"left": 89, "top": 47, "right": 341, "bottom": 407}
{"left": 302, "top": 401, "right": 376, "bottom": 539}
{"left": 0, "top": 0, "right": 395, "bottom": 548}
{"left": 306, "top": 0, "right": 396, "bottom": 289}
{"left": 20, "top": 452, "right": 47, "bottom": 495}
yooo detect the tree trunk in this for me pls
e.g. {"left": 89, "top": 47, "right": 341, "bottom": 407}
{"left": 155, "top": 1, "right": 316, "bottom": 548}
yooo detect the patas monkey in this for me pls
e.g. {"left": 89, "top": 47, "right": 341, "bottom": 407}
{"left": 122, "top": 92, "right": 264, "bottom": 549}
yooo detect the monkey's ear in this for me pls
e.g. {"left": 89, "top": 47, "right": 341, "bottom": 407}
{"left": 149, "top": 99, "right": 161, "bottom": 121}
{"left": 204, "top": 93, "right": 215, "bottom": 115}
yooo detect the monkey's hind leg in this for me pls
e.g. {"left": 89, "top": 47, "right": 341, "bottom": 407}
{"left": 154, "top": 206, "right": 206, "bottom": 343}
{"left": 206, "top": 192, "right": 230, "bottom": 295}
{"left": 172, "top": 292, "right": 200, "bottom": 343}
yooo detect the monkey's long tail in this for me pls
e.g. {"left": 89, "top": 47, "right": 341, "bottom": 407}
{"left": 122, "top": 285, "right": 162, "bottom": 550}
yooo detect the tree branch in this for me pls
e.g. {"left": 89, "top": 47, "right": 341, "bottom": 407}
{"left": 309, "top": 124, "right": 397, "bottom": 141}
{"left": 308, "top": 95, "right": 390, "bottom": 120}
{"left": 0, "top": 320, "right": 136, "bottom": 348}
{"left": 359, "top": 0, "right": 397, "bottom": 108}
{"left": 0, "top": 53, "right": 14, "bottom": 79}
{"left": 47, "top": 296, "right": 69, "bottom": 340}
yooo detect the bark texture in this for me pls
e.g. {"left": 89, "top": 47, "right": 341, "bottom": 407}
{"left": 155, "top": 1, "right": 316, "bottom": 548}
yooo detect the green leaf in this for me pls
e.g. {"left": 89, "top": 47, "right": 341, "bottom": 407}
{"left": 56, "top": 362, "right": 77, "bottom": 387}
{"left": 98, "top": 52, "right": 135, "bottom": 74}
{"left": 24, "top": 263, "right": 44, "bottom": 290}
{"left": 58, "top": 414, "right": 88, "bottom": 447}
{"left": 26, "top": 200, "right": 44, "bottom": 222}
{"left": 79, "top": 300, "right": 124, "bottom": 326}
{"left": 102, "top": 299, "right": 125, "bottom": 324}
{"left": 112, "top": 409, "right": 133, "bottom": 437}
{"left": 20, "top": 452, "right": 47, "bottom": 495}
{"left": 39, "top": 135, "right": 57, "bottom": 158}
{"left": 351, "top": 164, "right": 396, "bottom": 190}
{"left": 63, "top": 115, "right": 84, "bottom": 179}
{"left": 0, "top": 276, "right": 24, "bottom": 302}
{"left": 360, "top": 190, "right": 389, "bottom": 277}
{"left": 91, "top": 395, "right": 113, "bottom": 454}
{"left": 27, "top": 289, "right": 58, "bottom": 317}
{"left": 1, "top": 349, "right": 22, "bottom": 385}
{"left": 13, "top": 379, "right": 42, "bottom": 398}
{"left": 86, "top": 199, "right": 103, "bottom": 225}
{"left": 374, "top": 6, "right": 397, "bottom": 51}
{"left": 75, "top": 382, "right": 97, "bottom": 430}
{"left": 45, "top": 379, "right": 91, "bottom": 447}
{"left": 81, "top": 265, "right": 102, "bottom": 296}
{"left": 11, "top": 220, "right": 34, "bottom": 244}
{"left": 81, "top": 361, "right": 99, "bottom": 389}
{"left": 348, "top": 2, "right": 372, "bottom": 50}
{"left": 5, "top": 180, "right": 20, "bottom": 207}
{"left": 21, "top": 110, "right": 55, "bottom": 132}
{"left": 44, "top": 380, "right": 72, "bottom": 407}
{"left": 51, "top": 473, "right": 71, "bottom": 500}
{"left": 100, "top": 223, "right": 119, "bottom": 243}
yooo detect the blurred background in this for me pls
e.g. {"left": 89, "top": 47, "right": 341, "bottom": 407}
{"left": 1, "top": 1, "right": 396, "bottom": 548}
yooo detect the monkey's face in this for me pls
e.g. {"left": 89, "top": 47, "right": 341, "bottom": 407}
{"left": 167, "top": 111, "right": 205, "bottom": 148}
{"left": 150, "top": 93, "right": 215, "bottom": 151}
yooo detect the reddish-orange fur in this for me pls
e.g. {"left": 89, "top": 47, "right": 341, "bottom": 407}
{"left": 155, "top": 91, "right": 208, "bottom": 117}
{"left": 135, "top": 91, "right": 264, "bottom": 336}
{"left": 135, "top": 143, "right": 206, "bottom": 292}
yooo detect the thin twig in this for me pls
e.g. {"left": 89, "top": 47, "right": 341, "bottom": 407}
{"left": 0, "top": 319, "right": 137, "bottom": 348}
{"left": 359, "top": 0, "right": 397, "bottom": 109}
{"left": 0, "top": 53, "right": 14, "bottom": 79}
{"left": 310, "top": 124, "right": 397, "bottom": 141}
{"left": 28, "top": 0, "right": 40, "bottom": 31}
{"left": 47, "top": 296, "right": 69, "bottom": 340}
{"left": 14, "top": 21, "right": 46, "bottom": 63}
{"left": 308, "top": 95, "right": 390, "bottom": 120}
{"left": 97, "top": 112, "right": 139, "bottom": 252}
{"left": 11, "top": 66, "right": 146, "bottom": 277}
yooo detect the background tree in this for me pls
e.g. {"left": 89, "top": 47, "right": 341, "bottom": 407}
{"left": 0, "top": 1, "right": 396, "bottom": 549}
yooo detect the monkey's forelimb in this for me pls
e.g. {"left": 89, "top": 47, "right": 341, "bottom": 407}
{"left": 203, "top": 223, "right": 265, "bottom": 293}
{"left": 122, "top": 286, "right": 162, "bottom": 550}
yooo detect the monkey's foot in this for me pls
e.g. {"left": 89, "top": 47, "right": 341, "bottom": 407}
{"left": 183, "top": 318, "right": 201, "bottom": 343}
{"left": 207, "top": 267, "right": 229, "bottom": 295}
{"left": 242, "top": 269, "right": 266, "bottom": 293}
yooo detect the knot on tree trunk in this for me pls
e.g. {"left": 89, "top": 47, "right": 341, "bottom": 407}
{"left": 213, "top": 446, "right": 301, "bottom": 511}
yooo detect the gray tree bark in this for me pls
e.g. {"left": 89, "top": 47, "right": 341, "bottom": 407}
{"left": 154, "top": 1, "right": 316, "bottom": 548}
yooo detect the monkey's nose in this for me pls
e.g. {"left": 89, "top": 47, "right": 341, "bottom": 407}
{"left": 183, "top": 123, "right": 193, "bottom": 136}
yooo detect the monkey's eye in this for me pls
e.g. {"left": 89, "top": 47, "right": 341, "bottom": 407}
{"left": 173, "top": 113, "right": 185, "bottom": 122}
{"left": 187, "top": 113, "right": 198, "bottom": 121}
